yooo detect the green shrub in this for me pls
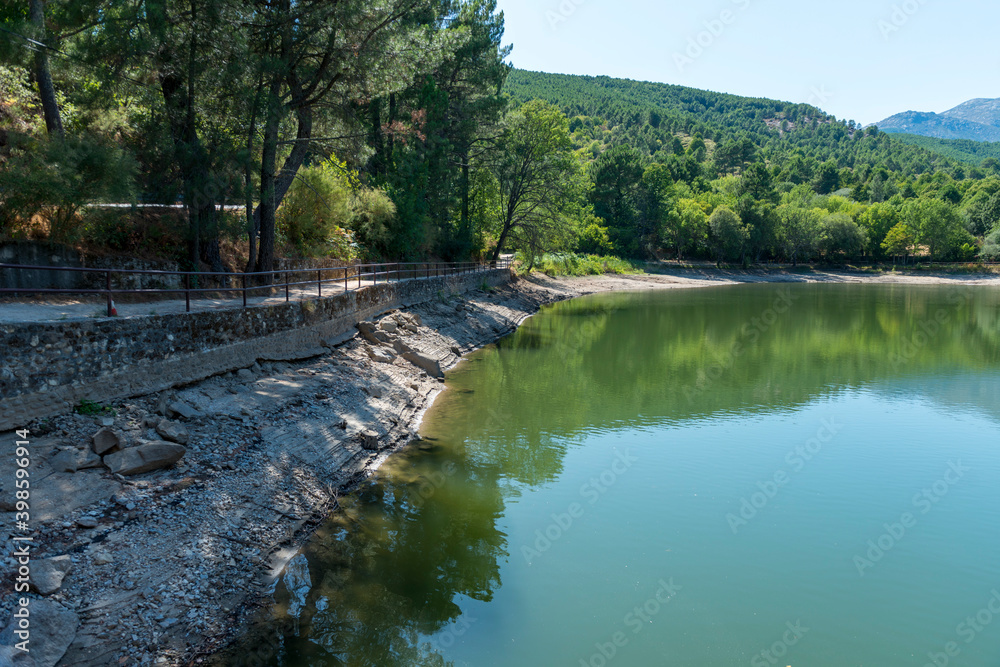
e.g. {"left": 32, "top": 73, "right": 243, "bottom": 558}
{"left": 577, "top": 222, "right": 614, "bottom": 255}
{"left": 350, "top": 187, "right": 397, "bottom": 253}
{"left": 0, "top": 135, "right": 136, "bottom": 243}
{"left": 529, "top": 252, "right": 643, "bottom": 277}
{"left": 982, "top": 228, "right": 1000, "bottom": 261}
{"left": 277, "top": 162, "right": 352, "bottom": 256}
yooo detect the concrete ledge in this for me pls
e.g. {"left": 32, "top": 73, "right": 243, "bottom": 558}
{"left": 0, "top": 269, "right": 513, "bottom": 430}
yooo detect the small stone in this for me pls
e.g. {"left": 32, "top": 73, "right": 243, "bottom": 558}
{"left": 367, "top": 386, "right": 384, "bottom": 399}
{"left": 31, "top": 555, "right": 73, "bottom": 595}
{"left": 92, "top": 550, "right": 113, "bottom": 566}
{"left": 99, "top": 416, "right": 115, "bottom": 427}
{"left": 76, "top": 516, "right": 99, "bottom": 529}
{"left": 92, "top": 427, "right": 124, "bottom": 455}
{"left": 379, "top": 319, "right": 398, "bottom": 333}
{"left": 156, "top": 419, "right": 190, "bottom": 445}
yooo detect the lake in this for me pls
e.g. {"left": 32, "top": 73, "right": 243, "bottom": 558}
{"left": 228, "top": 283, "right": 1000, "bottom": 666}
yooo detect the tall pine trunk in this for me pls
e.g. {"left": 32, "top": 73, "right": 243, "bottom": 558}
{"left": 29, "top": 0, "right": 63, "bottom": 138}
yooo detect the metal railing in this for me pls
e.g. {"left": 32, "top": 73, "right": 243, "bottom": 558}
{"left": 0, "top": 258, "right": 512, "bottom": 317}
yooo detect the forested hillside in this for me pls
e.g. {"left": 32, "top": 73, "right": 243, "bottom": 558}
{"left": 2, "top": 5, "right": 1000, "bottom": 271}
{"left": 890, "top": 134, "right": 1000, "bottom": 167}
{"left": 497, "top": 70, "right": 1000, "bottom": 264}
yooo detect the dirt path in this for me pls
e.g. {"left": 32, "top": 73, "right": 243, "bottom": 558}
{"left": 2, "top": 268, "right": 998, "bottom": 666}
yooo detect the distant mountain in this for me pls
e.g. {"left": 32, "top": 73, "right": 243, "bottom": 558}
{"left": 874, "top": 99, "right": 1000, "bottom": 142}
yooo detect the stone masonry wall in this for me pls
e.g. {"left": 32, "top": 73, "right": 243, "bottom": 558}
{"left": 0, "top": 269, "right": 513, "bottom": 431}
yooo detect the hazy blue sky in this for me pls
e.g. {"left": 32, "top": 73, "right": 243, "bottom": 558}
{"left": 494, "top": 0, "right": 999, "bottom": 125}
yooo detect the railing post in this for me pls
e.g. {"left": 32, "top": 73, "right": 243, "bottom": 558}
{"left": 285, "top": 271, "right": 289, "bottom": 302}
{"left": 106, "top": 270, "right": 113, "bottom": 317}
{"left": 242, "top": 274, "right": 247, "bottom": 308}
{"left": 374, "top": 265, "right": 378, "bottom": 285}
{"left": 185, "top": 274, "right": 191, "bottom": 312}
{"left": 318, "top": 269, "right": 322, "bottom": 298}
{"left": 344, "top": 267, "right": 348, "bottom": 293}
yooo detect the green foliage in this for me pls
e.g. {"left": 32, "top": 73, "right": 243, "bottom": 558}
{"left": 350, "top": 187, "right": 398, "bottom": 258}
{"left": 709, "top": 207, "right": 748, "bottom": 264}
{"left": 0, "top": 135, "right": 135, "bottom": 242}
{"left": 882, "top": 222, "right": 916, "bottom": 261}
{"left": 533, "top": 253, "right": 643, "bottom": 277}
{"left": 818, "top": 213, "right": 867, "bottom": 261}
{"left": 577, "top": 222, "right": 614, "bottom": 255}
{"left": 902, "top": 198, "right": 966, "bottom": 261}
{"left": 277, "top": 162, "right": 355, "bottom": 259}
{"left": 891, "top": 133, "right": 1000, "bottom": 166}
{"left": 981, "top": 228, "right": 1000, "bottom": 261}
{"left": 74, "top": 399, "right": 115, "bottom": 416}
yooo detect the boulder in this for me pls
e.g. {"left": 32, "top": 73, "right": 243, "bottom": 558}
{"left": 392, "top": 338, "right": 412, "bottom": 354}
{"left": 91, "top": 428, "right": 123, "bottom": 456}
{"left": 236, "top": 368, "right": 255, "bottom": 383}
{"left": 358, "top": 430, "right": 381, "bottom": 451}
{"left": 30, "top": 556, "right": 73, "bottom": 596}
{"left": 0, "top": 644, "right": 37, "bottom": 666}
{"left": 49, "top": 449, "right": 78, "bottom": 474}
{"left": 168, "top": 401, "right": 203, "bottom": 420}
{"left": 402, "top": 351, "right": 444, "bottom": 379}
{"left": 365, "top": 346, "right": 395, "bottom": 364}
{"left": 156, "top": 419, "right": 190, "bottom": 445}
{"left": 379, "top": 319, "right": 398, "bottom": 333}
{"left": 75, "top": 448, "right": 103, "bottom": 470}
{"left": 356, "top": 322, "right": 381, "bottom": 345}
{"left": 103, "top": 442, "right": 186, "bottom": 476}
{"left": 0, "top": 599, "right": 78, "bottom": 667}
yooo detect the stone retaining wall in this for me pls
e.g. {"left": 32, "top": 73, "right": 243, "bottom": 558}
{"left": 0, "top": 269, "right": 513, "bottom": 431}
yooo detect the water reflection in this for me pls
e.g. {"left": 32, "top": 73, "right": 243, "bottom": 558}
{"left": 220, "top": 284, "right": 1000, "bottom": 666}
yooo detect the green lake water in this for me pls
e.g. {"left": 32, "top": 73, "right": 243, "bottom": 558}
{"left": 228, "top": 284, "right": 1000, "bottom": 666}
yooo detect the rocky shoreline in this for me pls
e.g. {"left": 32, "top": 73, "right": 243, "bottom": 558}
{"left": 3, "top": 267, "right": 999, "bottom": 666}
{"left": 1, "top": 275, "right": 583, "bottom": 667}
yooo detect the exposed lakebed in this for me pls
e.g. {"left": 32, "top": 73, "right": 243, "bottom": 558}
{"left": 226, "top": 283, "right": 1000, "bottom": 666}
